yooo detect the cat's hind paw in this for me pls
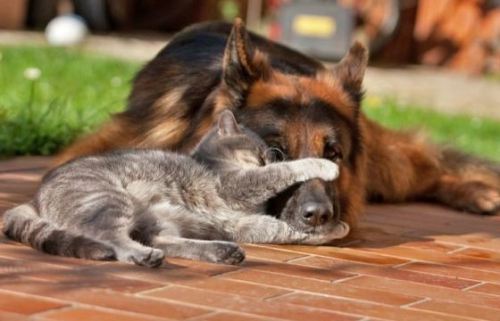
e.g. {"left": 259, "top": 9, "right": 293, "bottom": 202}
{"left": 211, "top": 242, "right": 246, "bottom": 265}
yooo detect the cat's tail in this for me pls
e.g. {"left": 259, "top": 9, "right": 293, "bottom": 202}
{"left": 2, "top": 203, "right": 115, "bottom": 260}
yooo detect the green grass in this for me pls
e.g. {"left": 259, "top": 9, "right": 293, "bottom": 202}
{"left": 0, "top": 45, "right": 499, "bottom": 161}
{"left": 363, "top": 96, "right": 500, "bottom": 161}
{"left": 0, "top": 46, "right": 140, "bottom": 156}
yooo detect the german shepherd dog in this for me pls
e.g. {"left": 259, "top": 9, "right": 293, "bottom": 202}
{"left": 57, "top": 19, "right": 499, "bottom": 232}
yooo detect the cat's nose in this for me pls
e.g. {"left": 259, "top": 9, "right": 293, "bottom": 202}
{"left": 300, "top": 202, "right": 333, "bottom": 226}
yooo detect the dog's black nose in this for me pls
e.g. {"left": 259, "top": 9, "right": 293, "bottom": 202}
{"left": 301, "top": 202, "right": 333, "bottom": 226}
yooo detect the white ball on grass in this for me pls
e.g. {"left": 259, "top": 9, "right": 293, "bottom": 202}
{"left": 45, "top": 15, "right": 88, "bottom": 46}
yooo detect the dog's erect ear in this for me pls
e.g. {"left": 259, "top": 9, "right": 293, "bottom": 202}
{"left": 218, "top": 110, "right": 241, "bottom": 136}
{"left": 333, "top": 42, "right": 368, "bottom": 103}
{"left": 222, "top": 18, "right": 268, "bottom": 106}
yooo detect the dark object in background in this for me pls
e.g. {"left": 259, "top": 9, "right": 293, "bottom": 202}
{"left": 27, "top": 0, "right": 242, "bottom": 31}
{"left": 270, "top": 0, "right": 401, "bottom": 61}
{"left": 0, "top": 0, "right": 28, "bottom": 29}
{"left": 277, "top": 1, "right": 354, "bottom": 60}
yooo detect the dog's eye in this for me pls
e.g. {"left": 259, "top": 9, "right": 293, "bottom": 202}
{"left": 265, "top": 146, "right": 287, "bottom": 162}
{"left": 324, "top": 141, "right": 343, "bottom": 162}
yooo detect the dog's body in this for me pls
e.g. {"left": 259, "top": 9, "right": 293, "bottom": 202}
{"left": 57, "top": 20, "right": 500, "bottom": 228}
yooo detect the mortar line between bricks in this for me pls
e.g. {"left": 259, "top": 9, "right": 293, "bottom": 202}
{"left": 0, "top": 289, "right": 184, "bottom": 320}
{"left": 400, "top": 297, "right": 430, "bottom": 308}
{"left": 184, "top": 311, "right": 220, "bottom": 321}
{"left": 135, "top": 292, "right": 314, "bottom": 321}
{"left": 403, "top": 304, "right": 484, "bottom": 321}
{"left": 185, "top": 309, "right": 287, "bottom": 321}
{"left": 431, "top": 240, "right": 500, "bottom": 254}
{"left": 220, "top": 265, "right": 354, "bottom": 284}
{"left": 31, "top": 296, "right": 180, "bottom": 320}
{"left": 30, "top": 305, "right": 76, "bottom": 318}
{"left": 254, "top": 245, "right": 417, "bottom": 267}
{"left": 143, "top": 284, "right": 484, "bottom": 321}
{"left": 331, "top": 274, "right": 363, "bottom": 284}
{"left": 0, "top": 286, "right": 203, "bottom": 321}
{"left": 446, "top": 245, "right": 470, "bottom": 254}
{"left": 388, "top": 260, "right": 415, "bottom": 269}
{"left": 134, "top": 284, "right": 173, "bottom": 296}
{"left": 460, "top": 281, "right": 486, "bottom": 292}
{"left": 243, "top": 243, "right": 326, "bottom": 257}
{"left": 283, "top": 255, "right": 315, "bottom": 264}
{"left": 390, "top": 263, "right": 495, "bottom": 285}
{"left": 0, "top": 288, "right": 68, "bottom": 306}
{"left": 182, "top": 275, "right": 418, "bottom": 308}
{"left": 263, "top": 289, "right": 298, "bottom": 302}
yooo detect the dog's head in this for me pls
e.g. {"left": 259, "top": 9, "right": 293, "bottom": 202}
{"left": 215, "top": 19, "right": 368, "bottom": 231}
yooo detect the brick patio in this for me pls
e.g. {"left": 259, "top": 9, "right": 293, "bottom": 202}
{"left": 0, "top": 157, "right": 499, "bottom": 321}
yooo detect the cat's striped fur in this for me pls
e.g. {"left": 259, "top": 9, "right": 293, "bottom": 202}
{"left": 3, "top": 111, "right": 348, "bottom": 267}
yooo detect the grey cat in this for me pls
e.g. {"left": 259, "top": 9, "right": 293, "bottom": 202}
{"left": 2, "top": 111, "right": 349, "bottom": 267}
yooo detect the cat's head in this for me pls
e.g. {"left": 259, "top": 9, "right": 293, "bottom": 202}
{"left": 191, "top": 110, "right": 273, "bottom": 171}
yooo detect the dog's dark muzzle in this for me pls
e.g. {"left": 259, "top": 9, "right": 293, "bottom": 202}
{"left": 268, "top": 178, "right": 340, "bottom": 229}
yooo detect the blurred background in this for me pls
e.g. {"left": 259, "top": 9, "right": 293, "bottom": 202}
{"left": 0, "top": 0, "right": 499, "bottom": 160}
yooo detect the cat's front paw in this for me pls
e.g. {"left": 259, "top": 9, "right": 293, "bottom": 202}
{"left": 291, "top": 158, "right": 339, "bottom": 182}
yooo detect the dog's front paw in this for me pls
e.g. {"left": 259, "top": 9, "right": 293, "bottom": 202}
{"left": 459, "top": 183, "right": 500, "bottom": 215}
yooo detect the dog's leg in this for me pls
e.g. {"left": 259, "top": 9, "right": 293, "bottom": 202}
{"left": 364, "top": 120, "right": 500, "bottom": 214}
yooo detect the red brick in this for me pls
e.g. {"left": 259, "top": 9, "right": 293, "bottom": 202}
{"left": 468, "top": 283, "right": 500, "bottom": 296}
{"left": 0, "top": 277, "right": 187, "bottom": 320}
{"left": 429, "top": 234, "right": 500, "bottom": 252}
{"left": 342, "top": 275, "right": 500, "bottom": 310}
{"left": 0, "top": 311, "right": 33, "bottom": 321}
{"left": 69, "top": 261, "right": 212, "bottom": 284}
{"left": 178, "top": 277, "right": 290, "bottom": 299}
{"left": 290, "top": 256, "right": 479, "bottom": 289}
{"left": 366, "top": 204, "right": 500, "bottom": 235}
{"left": 0, "top": 256, "right": 70, "bottom": 280}
{"left": 143, "top": 286, "right": 357, "bottom": 321}
{"left": 452, "top": 247, "right": 500, "bottom": 262}
{"left": 399, "top": 241, "right": 462, "bottom": 253}
{"left": 266, "top": 245, "right": 409, "bottom": 265}
{"left": 192, "top": 312, "right": 282, "bottom": 321}
{"left": 364, "top": 245, "right": 500, "bottom": 273}
{"left": 242, "top": 259, "right": 354, "bottom": 282}
{"left": 222, "top": 269, "right": 422, "bottom": 306}
{"left": 41, "top": 307, "right": 168, "bottom": 321}
{"left": 0, "top": 243, "right": 102, "bottom": 267}
{"left": 401, "top": 261, "right": 500, "bottom": 284}
{"left": 48, "top": 288, "right": 210, "bottom": 320}
{"left": 412, "top": 299, "right": 500, "bottom": 321}
{"left": 0, "top": 156, "right": 51, "bottom": 172}
{"left": 241, "top": 244, "right": 307, "bottom": 262}
{"left": 0, "top": 290, "right": 67, "bottom": 315}
{"left": 271, "top": 292, "right": 473, "bottom": 321}
{"left": 0, "top": 273, "right": 160, "bottom": 294}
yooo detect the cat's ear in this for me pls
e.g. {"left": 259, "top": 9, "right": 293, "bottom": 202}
{"left": 222, "top": 18, "right": 269, "bottom": 107}
{"left": 218, "top": 110, "right": 241, "bottom": 136}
